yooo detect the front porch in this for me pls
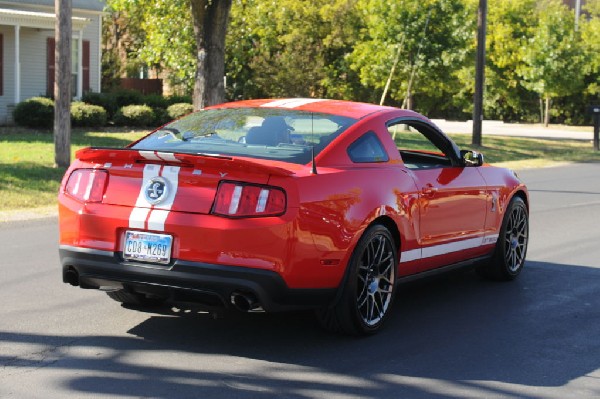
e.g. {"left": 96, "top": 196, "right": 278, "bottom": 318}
{"left": 0, "top": 8, "right": 90, "bottom": 123}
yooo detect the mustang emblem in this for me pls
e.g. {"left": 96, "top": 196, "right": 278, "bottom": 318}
{"left": 144, "top": 177, "right": 169, "bottom": 205}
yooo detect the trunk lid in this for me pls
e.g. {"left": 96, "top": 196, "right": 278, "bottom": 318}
{"left": 76, "top": 147, "right": 297, "bottom": 214}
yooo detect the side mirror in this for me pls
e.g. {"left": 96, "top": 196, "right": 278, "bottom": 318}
{"left": 461, "top": 150, "right": 484, "bottom": 167}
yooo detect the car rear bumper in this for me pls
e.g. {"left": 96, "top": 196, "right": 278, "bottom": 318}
{"left": 60, "top": 245, "right": 336, "bottom": 312}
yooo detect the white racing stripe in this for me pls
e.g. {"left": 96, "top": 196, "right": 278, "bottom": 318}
{"left": 260, "top": 98, "right": 328, "bottom": 109}
{"left": 128, "top": 162, "right": 181, "bottom": 232}
{"left": 129, "top": 164, "right": 158, "bottom": 229}
{"left": 400, "top": 249, "right": 421, "bottom": 263}
{"left": 400, "top": 233, "right": 500, "bottom": 264}
{"left": 139, "top": 151, "right": 162, "bottom": 161}
{"left": 156, "top": 152, "right": 181, "bottom": 163}
{"left": 147, "top": 166, "right": 180, "bottom": 231}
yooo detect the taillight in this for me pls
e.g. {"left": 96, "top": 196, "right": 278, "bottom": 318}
{"left": 64, "top": 169, "right": 108, "bottom": 203}
{"left": 212, "top": 181, "right": 286, "bottom": 217}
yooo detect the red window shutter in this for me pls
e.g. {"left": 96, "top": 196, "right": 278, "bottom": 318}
{"left": 83, "top": 40, "right": 90, "bottom": 92}
{"left": 47, "top": 38, "right": 55, "bottom": 98}
{"left": 0, "top": 34, "right": 3, "bottom": 96}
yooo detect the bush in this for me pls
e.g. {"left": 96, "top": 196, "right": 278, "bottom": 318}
{"left": 167, "top": 103, "right": 194, "bottom": 120}
{"left": 142, "top": 94, "right": 169, "bottom": 109}
{"left": 114, "top": 104, "right": 156, "bottom": 127}
{"left": 153, "top": 107, "right": 171, "bottom": 126}
{"left": 113, "top": 89, "right": 144, "bottom": 108}
{"left": 166, "top": 94, "right": 193, "bottom": 105}
{"left": 71, "top": 102, "right": 108, "bottom": 127}
{"left": 82, "top": 92, "right": 118, "bottom": 118}
{"left": 13, "top": 97, "right": 55, "bottom": 128}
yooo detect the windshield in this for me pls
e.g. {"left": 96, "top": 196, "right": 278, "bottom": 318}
{"left": 130, "top": 108, "right": 357, "bottom": 164}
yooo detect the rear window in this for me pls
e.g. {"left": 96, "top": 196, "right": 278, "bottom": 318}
{"left": 130, "top": 108, "right": 357, "bottom": 164}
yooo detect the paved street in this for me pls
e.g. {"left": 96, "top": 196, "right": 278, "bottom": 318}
{"left": 433, "top": 119, "right": 595, "bottom": 140}
{"left": 1, "top": 163, "right": 599, "bottom": 398}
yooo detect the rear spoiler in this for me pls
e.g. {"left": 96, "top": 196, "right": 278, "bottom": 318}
{"left": 75, "top": 147, "right": 296, "bottom": 177}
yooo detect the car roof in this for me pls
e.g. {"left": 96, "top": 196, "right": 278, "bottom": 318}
{"left": 208, "top": 98, "right": 421, "bottom": 120}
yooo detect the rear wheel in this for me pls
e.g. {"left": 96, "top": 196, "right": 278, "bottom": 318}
{"left": 479, "top": 196, "right": 529, "bottom": 280}
{"left": 317, "top": 224, "right": 398, "bottom": 336}
{"left": 106, "top": 290, "right": 166, "bottom": 307}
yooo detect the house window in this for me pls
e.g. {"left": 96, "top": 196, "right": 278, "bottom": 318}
{"left": 71, "top": 42, "right": 78, "bottom": 97}
{"left": 47, "top": 37, "right": 90, "bottom": 98}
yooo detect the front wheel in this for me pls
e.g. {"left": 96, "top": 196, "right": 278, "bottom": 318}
{"left": 479, "top": 196, "right": 529, "bottom": 280}
{"left": 317, "top": 224, "right": 398, "bottom": 336}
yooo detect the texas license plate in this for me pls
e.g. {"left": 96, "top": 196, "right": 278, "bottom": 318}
{"left": 123, "top": 231, "right": 173, "bottom": 264}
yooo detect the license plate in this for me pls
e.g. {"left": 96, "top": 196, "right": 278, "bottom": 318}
{"left": 123, "top": 231, "right": 173, "bottom": 264}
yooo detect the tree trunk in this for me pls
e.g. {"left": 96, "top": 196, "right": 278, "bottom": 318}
{"left": 544, "top": 96, "right": 551, "bottom": 127}
{"left": 54, "top": 0, "right": 72, "bottom": 168}
{"left": 401, "top": 88, "right": 413, "bottom": 110}
{"left": 380, "top": 39, "right": 404, "bottom": 106}
{"left": 190, "top": 0, "right": 232, "bottom": 110}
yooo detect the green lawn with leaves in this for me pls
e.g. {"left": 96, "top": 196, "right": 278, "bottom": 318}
{"left": 1, "top": 126, "right": 599, "bottom": 215}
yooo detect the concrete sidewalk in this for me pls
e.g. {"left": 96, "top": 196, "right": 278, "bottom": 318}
{"left": 431, "top": 119, "right": 595, "bottom": 140}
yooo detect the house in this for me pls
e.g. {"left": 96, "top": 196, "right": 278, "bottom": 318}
{"left": 0, "top": 0, "right": 105, "bottom": 124}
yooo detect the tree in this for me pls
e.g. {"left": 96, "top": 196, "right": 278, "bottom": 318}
{"left": 225, "top": 0, "right": 367, "bottom": 101}
{"left": 106, "top": 0, "right": 232, "bottom": 108}
{"left": 518, "top": 0, "right": 586, "bottom": 126}
{"left": 580, "top": 2, "right": 600, "bottom": 99}
{"left": 481, "top": 0, "right": 538, "bottom": 122}
{"left": 348, "top": 0, "right": 474, "bottom": 114}
{"left": 190, "top": 0, "right": 232, "bottom": 108}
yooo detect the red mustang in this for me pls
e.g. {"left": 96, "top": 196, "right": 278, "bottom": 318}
{"left": 59, "top": 99, "right": 529, "bottom": 335}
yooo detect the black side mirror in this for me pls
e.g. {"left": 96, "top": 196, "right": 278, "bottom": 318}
{"left": 461, "top": 150, "right": 484, "bottom": 167}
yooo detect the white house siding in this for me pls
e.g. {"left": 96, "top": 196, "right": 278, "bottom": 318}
{"left": 19, "top": 27, "right": 49, "bottom": 101}
{"left": 0, "top": 1, "right": 104, "bottom": 124}
{"left": 0, "top": 25, "right": 15, "bottom": 124}
{"left": 81, "top": 12, "right": 101, "bottom": 93}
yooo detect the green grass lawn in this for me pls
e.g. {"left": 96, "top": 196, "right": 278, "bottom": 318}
{"left": 0, "top": 127, "right": 148, "bottom": 212}
{"left": 1, "top": 126, "right": 599, "bottom": 214}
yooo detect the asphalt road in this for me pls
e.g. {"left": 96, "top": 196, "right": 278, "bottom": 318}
{"left": 1, "top": 163, "right": 599, "bottom": 399}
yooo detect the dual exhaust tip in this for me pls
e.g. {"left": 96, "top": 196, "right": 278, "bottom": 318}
{"left": 230, "top": 291, "right": 264, "bottom": 313}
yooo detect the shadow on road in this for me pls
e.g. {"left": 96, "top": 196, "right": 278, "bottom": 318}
{"left": 1, "top": 260, "right": 599, "bottom": 398}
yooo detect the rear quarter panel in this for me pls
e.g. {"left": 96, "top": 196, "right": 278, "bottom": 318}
{"left": 269, "top": 164, "right": 420, "bottom": 288}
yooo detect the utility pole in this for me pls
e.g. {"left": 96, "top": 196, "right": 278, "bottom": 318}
{"left": 472, "top": 0, "right": 487, "bottom": 147}
{"left": 54, "top": 0, "right": 72, "bottom": 168}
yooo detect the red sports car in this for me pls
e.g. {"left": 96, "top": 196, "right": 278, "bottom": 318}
{"left": 59, "top": 98, "right": 529, "bottom": 335}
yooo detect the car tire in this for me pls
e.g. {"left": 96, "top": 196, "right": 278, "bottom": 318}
{"left": 479, "top": 196, "right": 529, "bottom": 281}
{"left": 106, "top": 290, "right": 166, "bottom": 307}
{"left": 316, "top": 224, "right": 398, "bottom": 336}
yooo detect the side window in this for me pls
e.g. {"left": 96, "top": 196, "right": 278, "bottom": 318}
{"left": 348, "top": 132, "right": 389, "bottom": 163}
{"left": 387, "top": 121, "right": 452, "bottom": 169}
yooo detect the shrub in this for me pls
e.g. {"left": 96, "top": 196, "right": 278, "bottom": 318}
{"left": 167, "top": 103, "right": 195, "bottom": 120}
{"left": 13, "top": 97, "right": 55, "bottom": 128}
{"left": 153, "top": 107, "right": 171, "bottom": 126}
{"left": 114, "top": 104, "right": 155, "bottom": 127}
{"left": 113, "top": 89, "right": 144, "bottom": 108}
{"left": 82, "top": 92, "right": 118, "bottom": 118}
{"left": 142, "top": 94, "right": 169, "bottom": 109}
{"left": 71, "top": 102, "right": 108, "bottom": 127}
{"left": 166, "top": 94, "right": 193, "bottom": 105}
